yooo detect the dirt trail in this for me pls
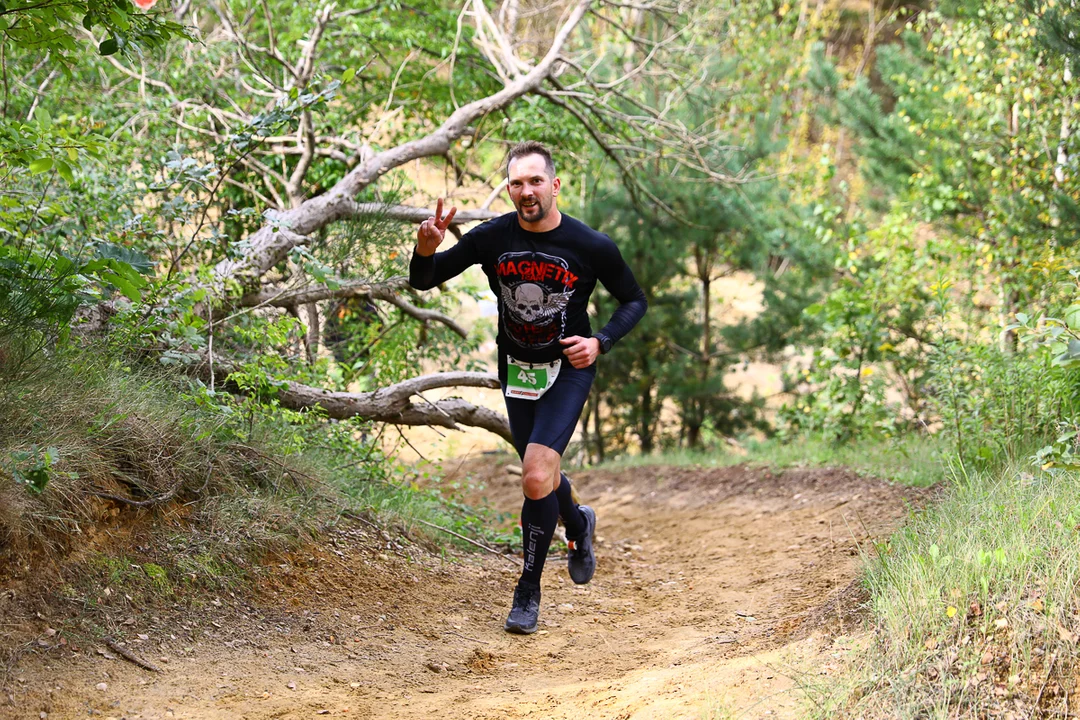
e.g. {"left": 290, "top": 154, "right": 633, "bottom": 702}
{"left": 8, "top": 463, "right": 927, "bottom": 720}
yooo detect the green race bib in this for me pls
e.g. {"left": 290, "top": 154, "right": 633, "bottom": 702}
{"left": 505, "top": 357, "right": 561, "bottom": 400}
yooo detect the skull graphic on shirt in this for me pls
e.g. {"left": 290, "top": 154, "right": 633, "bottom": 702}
{"left": 495, "top": 251, "right": 577, "bottom": 349}
{"left": 503, "top": 282, "right": 571, "bottom": 324}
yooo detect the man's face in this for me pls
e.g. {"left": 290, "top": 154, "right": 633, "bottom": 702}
{"left": 507, "top": 153, "right": 560, "bottom": 224}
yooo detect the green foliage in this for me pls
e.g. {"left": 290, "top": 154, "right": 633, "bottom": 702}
{"left": 852, "top": 460, "right": 1080, "bottom": 716}
{"left": 5, "top": 444, "right": 61, "bottom": 493}
{"left": 2, "top": 0, "right": 189, "bottom": 63}
{"left": 0, "top": 0, "right": 192, "bottom": 180}
{"left": 777, "top": 4, "right": 1080, "bottom": 712}
{"left": 931, "top": 339, "right": 1080, "bottom": 468}
{"left": 778, "top": 206, "right": 940, "bottom": 442}
{"left": 581, "top": 86, "right": 835, "bottom": 454}
{"left": 0, "top": 232, "right": 154, "bottom": 373}
{"left": 593, "top": 433, "right": 947, "bottom": 489}
{"left": 141, "top": 562, "right": 169, "bottom": 591}
{"left": 582, "top": 182, "right": 770, "bottom": 455}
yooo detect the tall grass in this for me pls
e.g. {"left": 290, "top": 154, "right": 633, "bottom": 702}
{"left": 0, "top": 351, "right": 321, "bottom": 561}
{"left": 834, "top": 457, "right": 1080, "bottom": 717}
{"left": 0, "top": 348, "right": 507, "bottom": 580}
{"left": 590, "top": 434, "right": 947, "bottom": 487}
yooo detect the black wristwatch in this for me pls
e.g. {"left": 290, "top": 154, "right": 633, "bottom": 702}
{"left": 594, "top": 333, "right": 614, "bottom": 354}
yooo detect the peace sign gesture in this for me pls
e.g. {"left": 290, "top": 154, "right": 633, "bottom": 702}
{"left": 416, "top": 198, "right": 458, "bottom": 257}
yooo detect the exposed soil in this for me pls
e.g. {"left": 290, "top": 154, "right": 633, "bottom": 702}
{"left": 3, "top": 461, "right": 929, "bottom": 720}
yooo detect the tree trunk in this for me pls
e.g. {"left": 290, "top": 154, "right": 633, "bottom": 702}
{"left": 687, "top": 253, "right": 713, "bottom": 449}
{"left": 304, "top": 302, "right": 320, "bottom": 364}
{"left": 579, "top": 397, "right": 594, "bottom": 464}
{"left": 593, "top": 392, "right": 606, "bottom": 463}
{"left": 639, "top": 377, "right": 654, "bottom": 454}
{"left": 1001, "top": 285, "right": 1020, "bottom": 353}
{"left": 686, "top": 418, "right": 701, "bottom": 449}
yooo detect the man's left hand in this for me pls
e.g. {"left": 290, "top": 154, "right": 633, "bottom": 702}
{"left": 560, "top": 336, "right": 600, "bottom": 369}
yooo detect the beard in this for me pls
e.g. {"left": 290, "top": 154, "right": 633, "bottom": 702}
{"left": 515, "top": 196, "right": 550, "bottom": 223}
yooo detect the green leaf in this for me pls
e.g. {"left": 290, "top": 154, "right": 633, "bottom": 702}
{"left": 342, "top": 67, "right": 357, "bottom": 83}
{"left": 55, "top": 159, "right": 74, "bottom": 184}
{"left": 36, "top": 108, "right": 51, "bottom": 129}
{"left": 99, "top": 272, "right": 142, "bottom": 301}
{"left": 94, "top": 243, "right": 155, "bottom": 274}
{"left": 1053, "top": 338, "right": 1080, "bottom": 367}
{"left": 53, "top": 254, "right": 77, "bottom": 276}
{"left": 28, "top": 157, "right": 53, "bottom": 174}
{"left": 99, "top": 38, "right": 119, "bottom": 56}
{"left": 108, "top": 8, "right": 130, "bottom": 32}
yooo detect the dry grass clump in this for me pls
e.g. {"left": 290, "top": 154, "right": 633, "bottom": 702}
{"left": 0, "top": 351, "right": 318, "bottom": 561}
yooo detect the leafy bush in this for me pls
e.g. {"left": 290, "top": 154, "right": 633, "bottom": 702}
{"left": 929, "top": 342, "right": 1080, "bottom": 469}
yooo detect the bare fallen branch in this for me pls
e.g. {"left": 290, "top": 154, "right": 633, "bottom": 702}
{"left": 209, "top": 0, "right": 592, "bottom": 293}
{"left": 341, "top": 203, "right": 500, "bottom": 225}
{"left": 200, "top": 355, "right": 510, "bottom": 442}
{"left": 275, "top": 373, "right": 508, "bottom": 441}
{"left": 414, "top": 518, "right": 521, "bottom": 567}
{"left": 104, "top": 638, "right": 163, "bottom": 673}
{"left": 239, "top": 276, "right": 409, "bottom": 307}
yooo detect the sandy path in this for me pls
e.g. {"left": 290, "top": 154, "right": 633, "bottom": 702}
{"left": 7, "top": 463, "right": 926, "bottom": 720}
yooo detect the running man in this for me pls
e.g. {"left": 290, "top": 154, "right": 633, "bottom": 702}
{"left": 409, "top": 141, "right": 647, "bottom": 634}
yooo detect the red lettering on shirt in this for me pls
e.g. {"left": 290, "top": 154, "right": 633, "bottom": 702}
{"left": 496, "top": 259, "right": 576, "bottom": 289}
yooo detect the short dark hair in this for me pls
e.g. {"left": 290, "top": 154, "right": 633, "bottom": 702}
{"left": 506, "top": 141, "right": 556, "bottom": 180}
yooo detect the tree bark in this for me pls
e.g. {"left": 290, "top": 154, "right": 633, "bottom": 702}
{"left": 200, "top": 356, "right": 511, "bottom": 442}
{"left": 304, "top": 302, "right": 319, "bottom": 364}
{"left": 276, "top": 372, "right": 511, "bottom": 442}
{"left": 639, "top": 376, "right": 654, "bottom": 453}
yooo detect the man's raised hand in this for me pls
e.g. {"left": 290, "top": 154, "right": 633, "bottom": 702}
{"left": 416, "top": 198, "right": 458, "bottom": 257}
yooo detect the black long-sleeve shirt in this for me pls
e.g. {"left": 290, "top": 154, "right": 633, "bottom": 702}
{"left": 409, "top": 212, "right": 647, "bottom": 364}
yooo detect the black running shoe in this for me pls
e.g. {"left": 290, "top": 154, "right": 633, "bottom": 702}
{"left": 504, "top": 581, "right": 541, "bottom": 634}
{"left": 567, "top": 505, "right": 596, "bottom": 585}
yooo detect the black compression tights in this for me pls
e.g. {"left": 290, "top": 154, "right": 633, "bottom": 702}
{"left": 555, "top": 473, "right": 585, "bottom": 538}
{"left": 520, "top": 492, "right": 559, "bottom": 586}
{"left": 500, "top": 357, "right": 594, "bottom": 587}
{"left": 519, "top": 474, "right": 585, "bottom": 587}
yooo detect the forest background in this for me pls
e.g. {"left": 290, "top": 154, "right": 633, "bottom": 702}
{"left": 4, "top": 0, "right": 1080, "bottom": 714}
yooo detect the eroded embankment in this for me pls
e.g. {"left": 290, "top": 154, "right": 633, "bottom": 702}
{"left": 4, "top": 462, "right": 928, "bottom": 720}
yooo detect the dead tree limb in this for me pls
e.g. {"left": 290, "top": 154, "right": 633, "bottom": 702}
{"left": 276, "top": 373, "right": 511, "bottom": 443}
{"left": 104, "top": 638, "right": 163, "bottom": 673}
{"left": 200, "top": 356, "right": 510, "bottom": 443}
{"left": 209, "top": 0, "right": 592, "bottom": 294}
